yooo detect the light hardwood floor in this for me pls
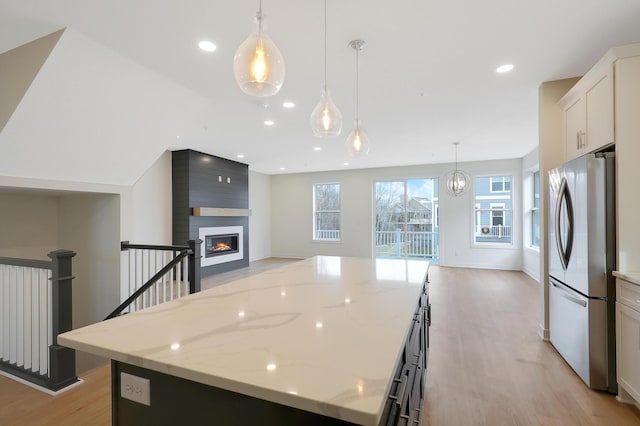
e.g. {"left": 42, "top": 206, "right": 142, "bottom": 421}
{"left": 1, "top": 260, "right": 638, "bottom": 425}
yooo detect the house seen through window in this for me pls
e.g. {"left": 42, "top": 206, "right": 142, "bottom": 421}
{"left": 313, "top": 183, "right": 341, "bottom": 240}
{"left": 474, "top": 175, "right": 512, "bottom": 244}
{"left": 374, "top": 178, "right": 439, "bottom": 260}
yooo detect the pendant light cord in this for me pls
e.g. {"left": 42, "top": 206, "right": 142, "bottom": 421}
{"left": 455, "top": 143, "right": 458, "bottom": 170}
{"left": 355, "top": 46, "right": 360, "bottom": 122}
{"left": 323, "top": 0, "right": 328, "bottom": 89}
{"left": 257, "top": 0, "right": 264, "bottom": 33}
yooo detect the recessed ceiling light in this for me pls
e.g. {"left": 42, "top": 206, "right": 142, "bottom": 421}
{"left": 264, "top": 120, "right": 275, "bottom": 126}
{"left": 343, "top": 162, "right": 349, "bottom": 166}
{"left": 282, "top": 101, "right": 295, "bottom": 108}
{"left": 198, "top": 41, "right": 217, "bottom": 52}
{"left": 237, "top": 154, "right": 245, "bottom": 159}
{"left": 313, "top": 147, "right": 322, "bottom": 151}
{"left": 279, "top": 167, "right": 286, "bottom": 171}
{"left": 496, "top": 64, "right": 514, "bottom": 73}
{"left": 266, "top": 363, "right": 277, "bottom": 371}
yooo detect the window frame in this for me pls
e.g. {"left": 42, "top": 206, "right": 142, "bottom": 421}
{"left": 472, "top": 174, "right": 514, "bottom": 247}
{"left": 530, "top": 170, "right": 540, "bottom": 248}
{"left": 313, "top": 182, "right": 341, "bottom": 242}
{"left": 489, "top": 176, "right": 511, "bottom": 193}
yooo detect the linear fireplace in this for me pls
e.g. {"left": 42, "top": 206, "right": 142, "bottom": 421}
{"left": 205, "top": 233, "right": 239, "bottom": 258}
{"left": 199, "top": 226, "right": 244, "bottom": 267}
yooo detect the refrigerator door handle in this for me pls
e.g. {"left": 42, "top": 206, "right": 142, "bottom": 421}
{"left": 551, "top": 281, "right": 587, "bottom": 307}
{"left": 555, "top": 177, "right": 574, "bottom": 271}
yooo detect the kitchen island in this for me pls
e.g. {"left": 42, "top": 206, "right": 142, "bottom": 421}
{"left": 59, "top": 256, "right": 430, "bottom": 425}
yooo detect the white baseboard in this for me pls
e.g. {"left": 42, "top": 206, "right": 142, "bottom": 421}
{"left": 0, "top": 370, "right": 84, "bottom": 396}
{"left": 538, "top": 324, "right": 550, "bottom": 341}
{"left": 617, "top": 386, "right": 640, "bottom": 409}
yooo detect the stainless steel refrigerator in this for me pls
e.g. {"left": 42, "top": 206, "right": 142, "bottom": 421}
{"left": 548, "top": 152, "right": 616, "bottom": 393}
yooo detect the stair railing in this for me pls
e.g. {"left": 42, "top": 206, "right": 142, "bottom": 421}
{"left": 107, "top": 240, "right": 201, "bottom": 320}
{"left": 0, "top": 250, "right": 78, "bottom": 391}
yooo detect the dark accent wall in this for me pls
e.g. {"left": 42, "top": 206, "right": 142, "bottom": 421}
{"left": 172, "top": 149, "right": 249, "bottom": 276}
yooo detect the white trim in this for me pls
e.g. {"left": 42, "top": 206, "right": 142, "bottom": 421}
{"left": 0, "top": 370, "right": 84, "bottom": 395}
{"left": 475, "top": 195, "right": 510, "bottom": 200}
{"left": 199, "top": 226, "right": 244, "bottom": 267}
{"left": 538, "top": 324, "right": 550, "bottom": 341}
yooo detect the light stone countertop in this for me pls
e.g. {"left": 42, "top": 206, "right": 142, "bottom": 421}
{"left": 613, "top": 271, "right": 640, "bottom": 286}
{"left": 59, "top": 256, "right": 429, "bottom": 426}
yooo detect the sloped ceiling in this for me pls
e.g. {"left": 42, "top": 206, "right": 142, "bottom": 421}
{"left": 0, "top": 30, "right": 62, "bottom": 133}
{"left": 0, "top": 29, "right": 215, "bottom": 186}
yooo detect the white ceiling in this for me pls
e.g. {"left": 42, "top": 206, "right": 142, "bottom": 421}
{"left": 2, "top": 0, "right": 640, "bottom": 175}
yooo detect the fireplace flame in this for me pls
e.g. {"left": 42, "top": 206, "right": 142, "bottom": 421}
{"left": 212, "top": 242, "right": 232, "bottom": 252}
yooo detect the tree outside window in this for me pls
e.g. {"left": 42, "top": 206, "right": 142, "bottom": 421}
{"left": 313, "top": 183, "right": 341, "bottom": 240}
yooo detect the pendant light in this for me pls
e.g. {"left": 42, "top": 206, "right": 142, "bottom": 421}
{"left": 345, "top": 40, "right": 370, "bottom": 156}
{"left": 233, "top": 0, "right": 285, "bottom": 97}
{"left": 310, "top": 0, "right": 342, "bottom": 137}
{"left": 444, "top": 142, "right": 470, "bottom": 196}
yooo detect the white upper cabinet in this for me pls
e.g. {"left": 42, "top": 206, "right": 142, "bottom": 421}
{"left": 586, "top": 70, "right": 614, "bottom": 153}
{"left": 564, "top": 96, "right": 586, "bottom": 161}
{"left": 559, "top": 64, "right": 614, "bottom": 162}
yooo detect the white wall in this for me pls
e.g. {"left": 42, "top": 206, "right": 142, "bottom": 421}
{"left": 270, "top": 158, "right": 523, "bottom": 270}
{"left": 130, "top": 151, "right": 172, "bottom": 244}
{"left": 521, "top": 147, "right": 540, "bottom": 282}
{"left": 58, "top": 193, "right": 121, "bottom": 374}
{"left": 0, "top": 192, "right": 60, "bottom": 260}
{"left": 249, "top": 170, "right": 271, "bottom": 261}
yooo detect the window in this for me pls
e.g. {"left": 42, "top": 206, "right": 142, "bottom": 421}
{"left": 474, "top": 176, "right": 512, "bottom": 244}
{"left": 531, "top": 171, "right": 540, "bottom": 247}
{"left": 374, "top": 178, "right": 439, "bottom": 260}
{"left": 490, "top": 203, "right": 505, "bottom": 226}
{"left": 313, "top": 183, "right": 341, "bottom": 240}
{"left": 490, "top": 176, "right": 511, "bottom": 192}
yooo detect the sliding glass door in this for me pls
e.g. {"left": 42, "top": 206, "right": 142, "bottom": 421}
{"left": 374, "top": 178, "right": 439, "bottom": 260}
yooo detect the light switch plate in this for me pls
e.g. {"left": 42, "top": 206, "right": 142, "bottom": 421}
{"left": 121, "top": 372, "right": 151, "bottom": 406}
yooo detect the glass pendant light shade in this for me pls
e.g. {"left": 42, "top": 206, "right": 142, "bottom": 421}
{"left": 310, "top": 87, "right": 343, "bottom": 136}
{"left": 345, "top": 40, "right": 369, "bottom": 156}
{"left": 310, "top": 0, "right": 342, "bottom": 137}
{"left": 345, "top": 121, "right": 370, "bottom": 156}
{"left": 233, "top": 8, "right": 285, "bottom": 97}
{"left": 444, "top": 142, "right": 470, "bottom": 196}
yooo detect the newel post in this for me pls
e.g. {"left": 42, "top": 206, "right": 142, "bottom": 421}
{"left": 188, "top": 239, "right": 202, "bottom": 294}
{"left": 47, "top": 249, "right": 78, "bottom": 389}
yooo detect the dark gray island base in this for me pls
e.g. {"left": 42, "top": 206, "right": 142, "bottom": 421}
{"left": 110, "top": 279, "right": 429, "bottom": 426}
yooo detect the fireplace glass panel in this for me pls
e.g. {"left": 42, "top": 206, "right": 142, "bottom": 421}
{"left": 205, "top": 234, "right": 240, "bottom": 258}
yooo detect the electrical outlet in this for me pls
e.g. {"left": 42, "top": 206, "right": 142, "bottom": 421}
{"left": 121, "top": 372, "right": 151, "bottom": 406}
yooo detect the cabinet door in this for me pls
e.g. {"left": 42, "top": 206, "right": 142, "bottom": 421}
{"left": 616, "top": 301, "right": 640, "bottom": 402}
{"left": 586, "top": 70, "right": 614, "bottom": 152}
{"left": 565, "top": 97, "right": 586, "bottom": 161}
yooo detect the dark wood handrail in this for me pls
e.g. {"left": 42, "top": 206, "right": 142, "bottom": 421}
{"left": 0, "top": 256, "right": 52, "bottom": 269}
{"left": 105, "top": 249, "right": 191, "bottom": 320}
{"left": 121, "top": 241, "right": 190, "bottom": 252}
